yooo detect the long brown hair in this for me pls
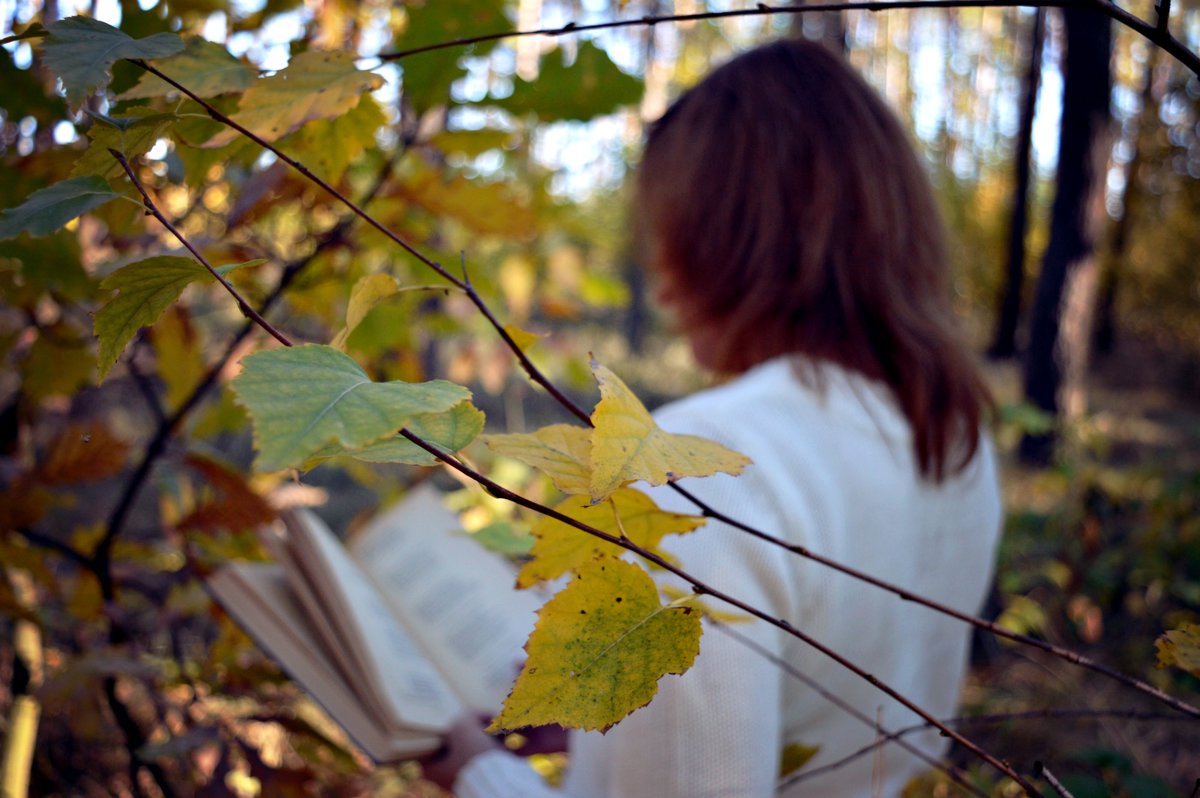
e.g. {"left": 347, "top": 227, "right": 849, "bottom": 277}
{"left": 636, "top": 39, "right": 991, "bottom": 482}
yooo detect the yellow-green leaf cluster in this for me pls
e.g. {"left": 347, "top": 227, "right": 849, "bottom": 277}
{"left": 1156, "top": 623, "right": 1200, "bottom": 677}
{"left": 516, "top": 489, "right": 705, "bottom": 588}
{"left": 490, "top": 557, "right": 702, "bottom": 732}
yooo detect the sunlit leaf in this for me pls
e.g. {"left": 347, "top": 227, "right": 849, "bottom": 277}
{"left": 495, "top": 41, "right": 643, "bottom": 122}
{"left": 304, "top": 399, "right": 484, "bottom": 466}
{"left": 150, "top": 307, "right": 206, "bottom": 412}
{"left": 490, "top": 556, "right": 702, "bottom": 732}
{"left": 503, "top": 323, "right": 543, "bottom": 352}
{"left": 119, "top": 37, "right": 256, "bottom": 99}
{"left": 39, "top": 421, "right": 129, "bottom": 483}
{"left": 71, "top": 109, "right": 176, "bottom": 180}
{"left": 401, "top": 165, "right": 538, "bottom": 238}
{"left": 205, "top": 50, "right": 383, "bottom": 147}
{"left": 93, "top": 256, "right": 211, "bottom": 380}
{"left": 0, "top": 177, "right": 122, "bottom": 241}
{"left": 281, "top": 93, "right": 386, "bottom": 184}
{"left": 484, "top": 424, "right": 592, "bottom": 495}
{"left": 41, "top": 16, "right": 183, "bottom": 107}
{"left": 516, "top": 489, "right": 705, "bottom": 588}
{"left": 330, "top": 272, "right": 398, "bottom": 351}
{"left": 1156, "top": 623, "right": 1200, "bottom": 677}
{"left": 779, "top": 743, "right": 821, "bottom": 777}
{"left": 231, "top": 344, "right": 470, "bottom": 471}
{"left": 589, "top": 363, "right": 751, "bottom": 502}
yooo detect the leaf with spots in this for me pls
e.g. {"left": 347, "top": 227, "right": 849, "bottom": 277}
{"left": 40, "top": 16, "right": 183, "bottom": 107}
{"left": 1156, "top": 623, "right": 1200, "bottom": 677}
{"left": 484, "top": 424, "right": 592, "bottom": 495}
{"left": 516, "top": 489, "right": 705, "bottom": 588}
{"left": 230, "top": 344, "right": 470, "bottom": 472}
{"left": 589, "top": 362, "right": 751, "bottom": 502}
{"left": 489, "top": 556, "right": 702, "bottom": 732}
{"left": 205, "top": 50, "right": 383, "bottom": 147}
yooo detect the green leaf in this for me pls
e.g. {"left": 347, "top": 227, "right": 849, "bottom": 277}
{"left": 397, "top": 0, "right": 509, "bottom": 112}
{"left": 93, "top": 256, "right": 211, "bottom": 380}
{"left": 71, "top": 109, "right": 176, "bottom": 180}
{"left": 589, "top": 362, "right": 751, "bottom": 502}
{"left": 489, "top": 556, "right": 702, "bottom": 732}
{"left": 205, "top": 50, "right": 383, "bottom": 147}
{"left": 281, "top": 93, "right": 386, "bottom": 184}
{"left": 119, "top": 37, "right": 256, "bottom": 99}
{"left": 484, "top": 424, "right": 592, "bottom": 495}
{"left": 494, "top": 41, "right": 643, "bottom": 122}
{"left": 516, "top": 489, "right": 705, "bottom": 588}
{"left": 231, "top": 344, "right": 471, "bottom": 472}
{"left": 0, "top": 177, "right": 123, "bottom": 241}
{"left": 303, "top": 399, "right": 484, "bottom": 467}
{"left": 41, "top": 16, "right": 183, "bottom": 107}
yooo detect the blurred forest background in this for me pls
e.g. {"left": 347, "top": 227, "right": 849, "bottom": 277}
{"left": 1, "top": 0, "right": 1199, "bottom": 795}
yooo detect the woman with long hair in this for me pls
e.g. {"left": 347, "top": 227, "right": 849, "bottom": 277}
{"left": 429, "top": 38, "right": 1002, "bottom": 797}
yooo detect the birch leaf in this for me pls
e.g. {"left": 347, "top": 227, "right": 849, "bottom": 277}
{"left": 590, "top": 363, "right": 751, "bottom": 502}
{"left": 281, "top": 93, "right": 386, "bottom": 183}
{"left": 71, "top": 109, "right": 176, "bottom": 180}
{"left": 779, "top": 743, "right": 821, "bottom": 777}
{"left": 1156, "top": 623, "right": 1200, "bottom": 677}
{"left": 93, "top": 256, "right": 211, "bottom": 380}
{"left": 118, "top": 37, "right": 256, "bottom": 99}
{"left": 484, "top": 424, "right": 592, "bottom": 495}
{"left": 304, "top": 399, "right": 484, "bottom": 467}
{"left": 231, "top": 344, "right": 470, "bottom": 472}
{"left": 41, "top": 16, "right": 183, "bottom": 107}
{"left": 206, "top": 50, "right": 383, "bottom": 147}
{"left": 0, "top": 177, "right": 122, "bottom": 241}
{"left": 516, "top": 489, "right": 705, "bottom": 588}
{"left": 489, "top": 557, "right": 702, "bottom": 732}
{"left": 330, "top": 272, "right": 398, "bottom": 351}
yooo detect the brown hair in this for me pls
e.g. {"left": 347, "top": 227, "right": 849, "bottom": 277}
{"left": 636, "top": 39, "right": 991, "bottom": 481}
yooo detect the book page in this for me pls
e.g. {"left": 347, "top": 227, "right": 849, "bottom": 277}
{"left": 207, "top": 563, "right": 442, "bottom": 762}
{"left": 284, "top": 510, "right": 463, "bottom": 733}
{"left": 349, "top": 484, "right": 542, "bottom": 713}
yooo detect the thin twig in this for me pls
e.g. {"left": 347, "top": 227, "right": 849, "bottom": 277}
{"left": 373, "top": 0, "right": 1200, "bottom": 78}
{"left": 109, "top": 150, "right": 293, "bottom": 348}
{"left": 1033, "top": 762, "right": 1076, "bottom": 798}
{"left": 12, "top": 527, "right": 93, "bottom": 570}
{"left": 394, "top": 428, "right": 1044, "bottom": 797}
{"left": 668, "top": 481, "right": 1200, "bottom": 721}
{"left": 711, "top": 621, "right": 987, "bottom": 797}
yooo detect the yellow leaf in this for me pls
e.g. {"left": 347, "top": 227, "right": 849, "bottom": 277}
{"left": 516, "top": 488, "right": 705, "bottom": 588}
{"left": 503, "top": 323, "right": 543, "bottom": 352}
{"left": 1156, "top": 623, "right": 1200, "bottom": 677}
{"left": 660, "top": 585, "right": 754, "bottom": 624}
{"left": 330, "top": 273, "right": 399, "bottom": 350}
{"left": 206, "top": 50, "right": 383, "bottom": 147}
{"left": 150, "top": 306, "right": 206, "bottom": 413}
{"left": 490, "top": 556, "right": 702, "bottom": 732}
{"left": 589, "top": 363, "right": 751, "bottom": 502}
{"left": 484, "top": 424, "right": 592, "bottom": 495}
{"left": 779, "top": 743, "right": 821, "bottom": 777}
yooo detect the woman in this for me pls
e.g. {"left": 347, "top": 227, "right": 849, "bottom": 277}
{"left": 431, "top": 39, "right": 1002, "bottom": 797}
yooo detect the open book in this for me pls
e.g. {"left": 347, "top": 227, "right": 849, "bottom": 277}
{"left": 207, "top": 484, "right": 542, "bottom": 762}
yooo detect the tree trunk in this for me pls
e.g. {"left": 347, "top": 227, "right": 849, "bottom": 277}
{"left": 1019, "top": 7, "right": 1113, "bottom": 465}
{"left": 988, "top": 9, "right": 1045, "bottom": 360}
{"left": 1093, "top": 48, "right": 1160, "bottom": 357}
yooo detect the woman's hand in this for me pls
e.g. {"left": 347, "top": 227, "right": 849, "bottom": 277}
{"left": 420, "top": 714, "right": 505, "bottom": 791}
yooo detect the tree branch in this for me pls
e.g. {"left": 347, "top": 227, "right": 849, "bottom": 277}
{"left": 373, "top": 0, "right": 1200, "bottom": 78}
{"left": 394, "top": 429, "right": 1044, "bottom": 796}
{"left": 1034, "top": 761, "right": 1077, "bottom": 798}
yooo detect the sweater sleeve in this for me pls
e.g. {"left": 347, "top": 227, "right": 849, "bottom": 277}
{"left": 454, "top": 408, "right": 798, "bottom": 798}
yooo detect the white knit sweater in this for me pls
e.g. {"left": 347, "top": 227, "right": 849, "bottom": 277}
{"left": 455, "top": 356, "right": 1002, "bottom": 798}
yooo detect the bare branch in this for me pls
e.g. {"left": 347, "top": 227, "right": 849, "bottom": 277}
{"left": 1034, "top": 762, "right": 1077, "bottom": 798}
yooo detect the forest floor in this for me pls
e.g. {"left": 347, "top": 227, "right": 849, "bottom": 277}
{"left": 953, "top": 337, "right": 1200, "bottom": 797}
